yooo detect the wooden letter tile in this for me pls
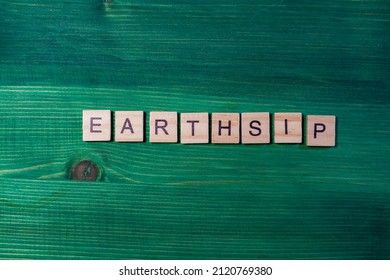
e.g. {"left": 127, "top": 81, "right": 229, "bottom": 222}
{"left": 83, "top": 110, "right": 111, "bottom": 142}
{"left": 115, "top": 111, "right": 144, "bottom": 142}
{"left": 212, "top": 113, "right": 240, "bottom": 144}
{"left": 306, "top": 115, "right": 336, "bottom": 147}
{"left": 180, "top": 113, "right": 209, "bottom": 144}
{"left": 150, "top": 112, "right": 178, "bottom": 143}
{"left": 241, "top": 112, "right": 270, "bottom": 144}
{"left": 274, "top": 113, "right": 302, "bottom": 143}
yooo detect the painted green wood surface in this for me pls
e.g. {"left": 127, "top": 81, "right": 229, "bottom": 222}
{"left": 0, "top": 0, "right": 389, "bottom": 259}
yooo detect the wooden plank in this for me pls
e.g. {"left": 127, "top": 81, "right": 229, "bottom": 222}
{"left": 0, "top": 0, "right": 389, "bottom": 260}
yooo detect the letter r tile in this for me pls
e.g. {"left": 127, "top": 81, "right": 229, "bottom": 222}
{"left": 150, "top": 112, "right": 178, "bottom": 143}
{"left": 241, "top": 113, "right": 270, "bottom": 144}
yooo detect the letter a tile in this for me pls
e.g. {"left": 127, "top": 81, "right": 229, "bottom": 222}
{"left": 115, "top": 111, "right": 144, "bottom": 142}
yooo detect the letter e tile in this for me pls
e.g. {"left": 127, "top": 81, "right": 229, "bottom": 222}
{"left": 83, "top": 110, "right": 111, "bottom": 142}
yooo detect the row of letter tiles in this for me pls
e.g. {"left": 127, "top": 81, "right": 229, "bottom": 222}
{"left": 82, "top": 111, "right": 336, "bottom": 146}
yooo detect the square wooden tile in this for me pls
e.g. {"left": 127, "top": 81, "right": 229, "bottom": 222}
{"left": 274, "top": 113, "right": 302, "bottom": 143}
{"left": 83, "top": 110, "right": 111, "bottom": 141}
{"left": 306, "top": 115, "right": 336, "bottom": 146}
{"left": 180, "top": 113, "right": 209, "bottom": 144}
{"left": 115, "top": 111, "right": 144, "bottom": 142}
{"left": 212, "top": 113, "right": 240, "bottom": 144}
{"left": 149, "top": 112, "right": 178, "bottom": 143}
{"left": 241, "top": 112, "right": 270, "bottom": 144}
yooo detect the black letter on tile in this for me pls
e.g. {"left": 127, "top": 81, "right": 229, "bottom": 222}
{"left": 218, "top": 120, "right": 231, "bottom": 136}
{"left": 121, "top": 118, "right": 134, "bottom": 134}
{"left": 155, "top": 119, "right": 169, "bottom": 135}
{"left": 90, "top": 117, "right": 102, "bottom": 133}
{"left": 187, "top": 120, "right": 200, "bottom": 136}
{"left": 284, "top": 119, "right": 288, "bottom": 134}
{"left": 249, "top": 120, "right": 262, "bottom": 136}
{"left": 314, "top": 123, "right": 326, "bottom": 138}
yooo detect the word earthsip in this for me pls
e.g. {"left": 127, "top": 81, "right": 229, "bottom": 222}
{"left": 83, "top": 110, "right": 336, "bottom": 146}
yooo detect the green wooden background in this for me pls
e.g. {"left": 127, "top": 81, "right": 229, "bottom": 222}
{"left": 0, "top": 0, "right": 389, "bottom": 259}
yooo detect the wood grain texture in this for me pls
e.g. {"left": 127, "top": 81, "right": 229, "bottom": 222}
{"left": 0, "top": 0, "right": 389, "bottom": 259}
